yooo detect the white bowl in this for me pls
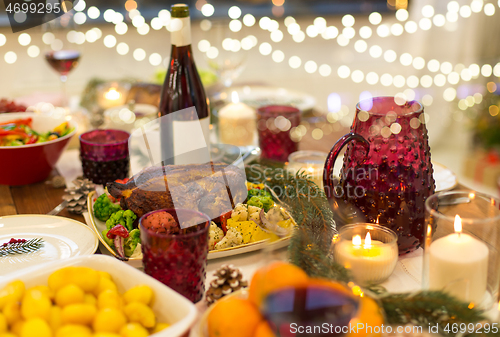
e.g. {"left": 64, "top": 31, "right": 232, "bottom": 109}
{"left": 0, "top": 255, "right": 198, "bottom": 337}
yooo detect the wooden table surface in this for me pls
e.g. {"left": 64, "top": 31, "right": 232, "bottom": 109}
{"left": 0, "top": 170, "right": 85, "bottom": 222}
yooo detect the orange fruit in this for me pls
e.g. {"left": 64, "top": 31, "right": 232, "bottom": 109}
{"left": 207, "top": 298, "right": 262, "bottom": 337}
{"left": 249, "top": 262, "right": 309, "bottom": 307}
{"left": 254, "top": 321, "right": 276, "bottom": 337}
{"left": 347, "top": 296, "right": 384, "bottom": 337}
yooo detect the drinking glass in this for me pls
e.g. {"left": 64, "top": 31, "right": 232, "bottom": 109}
{"left": 42, "top": 12, "right": 81, "bottom": 107}
{"left": 203, "top": 20, "right": 247, "bottom": 88}
{"left": 140, "top": 209, "right": 210, "bottom": 303}
{"left": 423, "top": 191, "right": 500, "bottom": 312}
{"left": 79, "top": 129, "right": 130, "bottom": 185}
{"left": 257, "top": 105, "right": 301, "bottom": 162}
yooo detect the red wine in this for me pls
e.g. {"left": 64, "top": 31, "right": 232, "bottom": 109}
{"left": 262, "top": 285, "right": 359, "bottom": 337}
{"left": 159, "top": 4, "right": 210, "bottom": 165}
{"left": 45, "top": 50, "right": 80, "bottom": 76}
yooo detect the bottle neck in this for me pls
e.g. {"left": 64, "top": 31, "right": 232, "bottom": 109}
{"left": 171, "top": 17, "right": 191, "bottom": 47}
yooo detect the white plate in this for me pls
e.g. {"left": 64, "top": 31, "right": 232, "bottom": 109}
{"left": 433, "top": 162, "right": 458, "bottom": 192}
{"left": 217, "top": 85, "right": 316, "bottom": 112}
{"left": 0, "top": 215, "right": 98, "bottom": 277}
{"left": 0, "top": 255, "right": 197, "bottom": 337}
{"left": 86, "top": 191, "right": 290, "bottom": 264}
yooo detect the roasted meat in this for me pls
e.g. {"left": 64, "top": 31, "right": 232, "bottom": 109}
{"left": 107, "top": 162, "right": 247, "bottom": 220}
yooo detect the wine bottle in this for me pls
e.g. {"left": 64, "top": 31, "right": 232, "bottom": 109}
{"left": 159, "top": 4, "right": 211, "bottom": 165}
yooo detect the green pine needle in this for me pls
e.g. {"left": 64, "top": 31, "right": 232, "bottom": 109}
{"left": 0, "top": 238, "right": 44, "bottom": 257}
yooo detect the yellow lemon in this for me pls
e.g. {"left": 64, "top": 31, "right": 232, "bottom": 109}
{"left": 0, "top": 313, "right": 6, "bottom": 333}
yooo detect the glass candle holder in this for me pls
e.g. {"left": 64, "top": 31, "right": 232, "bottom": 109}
{"left": 287, "top": 151, "right": 328, "bottom": 189}
{"left": 139, "top": 209, "right": 210, "bottom": 303}
{"left": 79, "top": 129, "right": 130, "bottom": 185}
{"left": 423, "top": 191, "right": 500, "bottom": 311}
{"left": 257, "top": 105, "right": 300, "bottom": 162}
{"left": 334, "top": 224, "right": 398, "bottom": 285}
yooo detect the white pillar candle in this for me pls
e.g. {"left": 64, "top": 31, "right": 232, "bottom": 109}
{"left": 335, "top": 232, "right": 398, "bottom": 285}
{"left": 429, "top": 215, "right": 489, "bottom": 304}
{"left": 218, "top": 92, "right": 256, "bottom": 146}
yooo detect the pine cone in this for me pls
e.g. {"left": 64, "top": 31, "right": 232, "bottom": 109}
{"left": 63, "top": 177, "right": 95, "bottom": 214}
{"left": 206, "top": 264, "right": 248, "bottom": 306}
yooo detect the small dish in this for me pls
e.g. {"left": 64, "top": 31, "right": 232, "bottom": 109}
{"left": 0, "top": 215, "right": 98, "bottom": 277}
{"left": 0, "top": 255, "right": 197, "bottom": 337}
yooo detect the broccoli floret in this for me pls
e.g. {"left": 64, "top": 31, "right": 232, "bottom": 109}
{"left": 260, "top": 196, "right": 274, "bottom": 212}
{"left": 101, "top": 229, "right": 115, "bottom": 248}
{"left": 94, "top": 194, "right": 121, "bottom": 221}
{"left": 247, "top": 196, "right": 264, "bottom": 209}
{"left": 247, "top": 188, "right": 271, "bottom": 199}
{"left": 105, "top": 209, "right": 137, "bottom": 231}
{"left": 124, "top": 229, "right": 141, "bottom": 257}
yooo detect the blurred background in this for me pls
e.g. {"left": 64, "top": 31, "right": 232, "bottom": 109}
{"left": 1, "top": 0, "right": 500, "bottom": 195}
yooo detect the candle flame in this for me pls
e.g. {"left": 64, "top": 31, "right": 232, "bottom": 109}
{"left": 307, "top": 166, "right": 315, "bottom": 173}
{"left": 352, "top": 235, "right": 362, "bottom": 246}
{"left": 364, "top": 232, "right": 372, "bottom": 249}
{"left": 469, "top": 192, "right": 475, "bottom": 200}
{"left": 454, "top": 215, "right": 462, "bottom": 234}
{"left": 231, "top": 91, "right": 240, "bottom": 104}
{"left": 105, "top": 88, "right": 121, "bottom": 100}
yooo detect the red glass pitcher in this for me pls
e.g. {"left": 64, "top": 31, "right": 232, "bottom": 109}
{"left": 323, "top": 97, "right": 435, "bottom": 254}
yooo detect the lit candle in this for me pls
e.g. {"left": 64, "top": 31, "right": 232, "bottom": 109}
{"left": 218, "top": 92, "right": 256, "bottom": 146}
{"left": 334, "top": 228, "right": 398, "bottom": 285}
{"left": 287, "top": 151, "right": 327, "bottom": 189}
{"left": 429, "top": 215, "right": 489, "bottom": 304}
{"left": 98, "top": 86, "right": 127, "bottom": 110}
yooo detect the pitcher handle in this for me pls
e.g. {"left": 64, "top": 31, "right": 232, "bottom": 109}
{"left": 323, "top": 132, "right": 370, "bottom": 198}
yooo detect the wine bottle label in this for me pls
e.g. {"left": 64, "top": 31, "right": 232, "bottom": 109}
{"left": 171, "top": 17, "right": 191, "bottom": 47}
{"left": 173, "top": 117, "right": 211, "bottom": 165}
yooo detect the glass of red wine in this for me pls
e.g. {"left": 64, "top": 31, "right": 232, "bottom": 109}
{"left": 42, "top": 12, "right": 81, "bottom": 108}
{"left": 79, "top": 129, "right": 130, "bottom": 185}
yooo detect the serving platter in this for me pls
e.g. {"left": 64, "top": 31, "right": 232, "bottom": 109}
{"left": 0, "top": 215, "right": 98, "bottom": 278}
{"left": 86, "top": 191, "right": 291, "bottom": 265}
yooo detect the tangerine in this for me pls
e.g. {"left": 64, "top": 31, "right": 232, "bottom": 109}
{"left": 207, "top": 298, "right": 262, "bottom": 337}
{"left": 254, "top": 321, "right": 276, "bottom": 337}
{"left": 248, "top": 262, "right": 309, "bottom": 307}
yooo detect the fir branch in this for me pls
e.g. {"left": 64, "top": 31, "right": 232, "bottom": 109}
{"left": 0, "top": 238, "right": 44, "bottom": 257}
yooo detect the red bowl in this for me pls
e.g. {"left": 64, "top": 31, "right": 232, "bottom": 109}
{"left": 0, "top": 112, "right": 77, "bottom": 186}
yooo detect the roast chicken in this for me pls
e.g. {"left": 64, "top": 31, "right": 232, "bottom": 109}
{"left": 107, "top": 162, "right": 247, "bottom": 220}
